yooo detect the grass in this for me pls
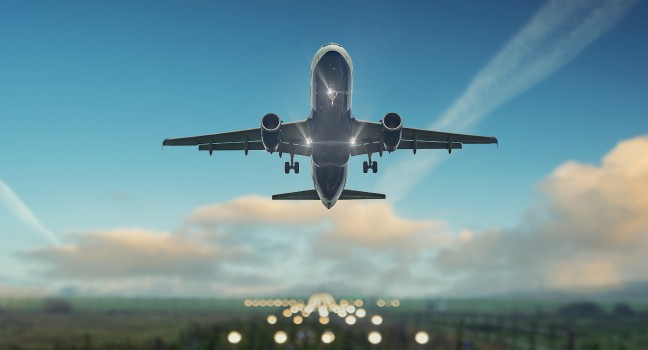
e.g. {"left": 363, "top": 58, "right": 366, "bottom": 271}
{"left": 1, "top": 297, "right": 648, "bottom": 349}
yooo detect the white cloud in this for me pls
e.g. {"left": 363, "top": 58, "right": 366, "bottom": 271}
{"left": 377, "top": 0, "right": 639, "bottom": 201}
{"left": 436, "top": 136, "right": 648, "bottom": 295}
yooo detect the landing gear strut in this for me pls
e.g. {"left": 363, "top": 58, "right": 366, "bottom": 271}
{"left": 363, "top": 140, "right": 378, "bottom": 174}
{"left": 284, "top": 140, "right": 299, "bottom": 174}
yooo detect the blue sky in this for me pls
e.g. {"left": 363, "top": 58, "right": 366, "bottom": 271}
{"left": 1, "top": 0, "right": 647, "bottom": 297}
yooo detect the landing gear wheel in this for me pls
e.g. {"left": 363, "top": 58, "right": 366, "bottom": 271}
{"left": 363, "top": 161, "right": 368, "bottom": 173}
{"left": 285, "top": 162, "right": 290, "bottom": 174}
{"left": 372, "top": 161, "right": 378, "bottom": 173}
{"left": 294, "top": 162, "right": 300, "bottom": 174}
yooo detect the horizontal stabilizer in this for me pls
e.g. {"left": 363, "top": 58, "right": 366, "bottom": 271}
{"left": 339, "top": 189, "right": 385, "bottom": 200}
{"left": 272, "top": 189, "right": 385, "bottom": 200}
{"left": 272, "top": 190, "right": 319, "bottom": 200}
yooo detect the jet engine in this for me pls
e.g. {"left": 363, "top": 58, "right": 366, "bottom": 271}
{"left": 382, "top": 112, "right": 403, "bottom": 152}
{"left": 261, "top": 113, "right": 282, "bottom": 153}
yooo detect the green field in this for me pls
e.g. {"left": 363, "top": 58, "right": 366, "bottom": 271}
{"left": 1, "top": 297, "right": 647, "bottom": 349}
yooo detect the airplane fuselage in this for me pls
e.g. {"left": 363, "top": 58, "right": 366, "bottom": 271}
{"left": 309, "top": 44, "right": 354, "bottom": 208}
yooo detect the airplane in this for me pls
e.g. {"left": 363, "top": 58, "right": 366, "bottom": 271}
{"left": 163, "top": 43, "right": 498, "bottom": 209}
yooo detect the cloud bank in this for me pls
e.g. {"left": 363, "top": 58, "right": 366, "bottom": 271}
{"left": 377, "top": 0, "right": 639, "bottom": 201}
{"left": 20, "top": 136, "right": 648, "bottom": 297}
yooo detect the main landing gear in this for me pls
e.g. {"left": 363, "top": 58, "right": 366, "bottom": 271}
{"left": 284, "top": 140, "right": 299, "bottom": 174}
{"left": 285, "top": 160, "right": 299, "bottom": 174}
{"left": 363, "top": 143, "right": 378, "bottom": 174}
{"left": 363, "top": 160, "right": 377, "bottom": 174}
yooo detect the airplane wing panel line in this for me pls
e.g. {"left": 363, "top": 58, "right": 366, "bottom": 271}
{"left": 350, "top": 141, "right": 463, "bottom": 156}
{"left": 197, "top": 141, "right": 311, "bottom": 156}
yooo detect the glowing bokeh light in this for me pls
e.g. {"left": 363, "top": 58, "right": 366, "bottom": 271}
{"left": 318, "top": 307, "right": 329, "bottom": 317}
{"left": 356, "top": 308, "right": 366, "bottom": 318}
{"left": 227, "top": 331, "right": 242, "bottom": 344}
{"left": 345, "top": 315, "right": 356, "bottom": 325}
{"left": 267, "top": 315, "right": 277, "bottom": 325}
{"left": 319, "top": 316, "right": 330, "bottom": 325}
{"left": 391, "top": 299, "right": 401, "bottom": 307}
{"left": 274, "top": 331, "right": 288, "bottom": 344}
{"left": 376, "top": 299, "right": 386, "bottom": 307}
{"left": 283, "top": 309, "right": 292, "bottom": 317}
{"left": 354, "top": 299, "right": 363, "bottom": 307}
{"left": 243, "top": 299, "right": 252, "bottom": 307}
{"left": 415, "top": 331, "right": 429, "bottom": 345}
{"left": 321, "top": 331, "right": 335, "bottom": 344}
{"left": 346, "top": 305, "right": 356, "bottom": 314}
{"left": 293, "top": 315, "right": 303, "bottom": 325}
{"left": 368, "top": 331, "right": 382, "bottom": 344}
{"left": 371, "top": 315, "right": 383, "bottom": 325}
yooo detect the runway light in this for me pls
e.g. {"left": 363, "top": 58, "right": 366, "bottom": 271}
{"left": 319, "top": 316, "right": 330, "bottom": 325}
{"left": 345, "top": 315, "right": 356, "bottom": 325}
{"left": 368, "top": 331, "right": 382, "bottom": 345}
{"left": 415, "top": 331, "right": 429, "bottom": 345}
{"left": 227, "top": 331, "right": 242, "bottom": 344}
{"left": 293, "top": 315, "right": 303, "bottom": 325}
{"left": 274, "top": 299, "right": 282, "bottom": 307}
{"left": 321, "top": 331, "right": 335, "bottom": 344}
{"left": 318, "top": 306, "right": 329, "bottom": 317}
{"left": 376, "top": 299, "right": 385, "bottom": 307}
{"left": 371, "top": 315, "right": 383, "bottom": 325}
{"left": 354, "top": 299, "right": 363, "bottom": 307}
{"left": 274, "top": 331, "right": 288, "bottom": 344}
{"left": 243, "top": 299, "right": 252, "bottom": 307}
{"left": 391, "top": 299, "right": 400, "bottom": 307}
{"left": 267, "top": 315, "right": 277, "bottom": 325}
{"left": 356, "top": 308, "right": 366, "bottom": 318}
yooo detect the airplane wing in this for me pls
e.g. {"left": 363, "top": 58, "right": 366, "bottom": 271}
{"left": 163, "top": 120, "right": 312, "bottom": 156}
{"left": 350, "top": 119, "right": 497, "bottom": 156}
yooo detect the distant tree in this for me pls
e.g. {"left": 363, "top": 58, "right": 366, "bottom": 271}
{"left": 42, "top": 298, "right": 73, "bottom": 314}
{"left": 558, "top": 302, "right": 603, "bottom": 318}
{"left": 612, "top": 302, "right": 634, "bottom": 317}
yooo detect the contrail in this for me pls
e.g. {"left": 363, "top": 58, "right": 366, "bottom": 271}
{"left": 376, "top": 0, "right": 639, "bottom": 201}
{"left": 0, "top": 179, "right": 61, "bottom": 245}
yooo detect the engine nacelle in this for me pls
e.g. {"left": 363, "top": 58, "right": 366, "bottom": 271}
{"left": 261, "top": 113, "right": 282, "bottom": 153}
{"left": 382, "top": 112, "right": 403, "bottom": 152}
